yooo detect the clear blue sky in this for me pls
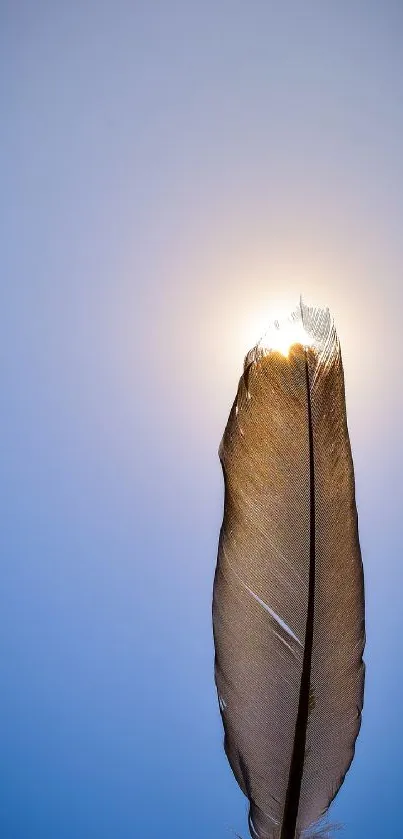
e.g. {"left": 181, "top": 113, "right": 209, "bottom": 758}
{"left": 2, "top": 3, "right": 403, "bottom": 837}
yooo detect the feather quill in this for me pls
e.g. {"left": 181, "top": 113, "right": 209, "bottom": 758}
{"left": 212, "top": 302, "right": 365, "bottom": 839}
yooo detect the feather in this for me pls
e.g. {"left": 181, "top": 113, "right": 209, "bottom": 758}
{"left": 212, "top": 302, "right": 365, "bottom": 839}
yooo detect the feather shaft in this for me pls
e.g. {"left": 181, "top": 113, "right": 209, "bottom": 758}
{"left": 280, "top": 351, "right": 315, "bottom": 839}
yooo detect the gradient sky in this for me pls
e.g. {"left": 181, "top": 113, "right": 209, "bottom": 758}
{"left": 2, "top": 3, "right": 403, "bottom": 838}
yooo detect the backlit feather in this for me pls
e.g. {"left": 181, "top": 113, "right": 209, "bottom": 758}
{"left": 212, "top": 302, "right": 365, "bottom": 839}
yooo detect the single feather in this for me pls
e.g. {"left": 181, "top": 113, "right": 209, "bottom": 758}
{"left": 212, "top": 302, "right": 365, "bottom": 839}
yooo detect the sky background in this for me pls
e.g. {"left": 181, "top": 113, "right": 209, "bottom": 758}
{"left": 2, "top": 2, "right": 403, "bottom": 837}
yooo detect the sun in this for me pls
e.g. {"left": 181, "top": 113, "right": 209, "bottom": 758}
{"left": 261, "top": 318, "right": 315, "bottom": 357}
{"left": 239, "top": 301, "right": 320, "bottom": 361}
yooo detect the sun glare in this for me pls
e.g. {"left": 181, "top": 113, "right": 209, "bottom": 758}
{"left": 240, "top": 298, "right": 320, "bottom": 361}
{"left": 261, "top": 319, "right": 314, "bottom": 357}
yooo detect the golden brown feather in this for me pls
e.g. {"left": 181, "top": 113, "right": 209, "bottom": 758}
{"left": 212, "top": 303, "right": 365, "bottom": 839}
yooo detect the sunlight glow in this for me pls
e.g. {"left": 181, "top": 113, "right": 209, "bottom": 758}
{"left": 260, "top": 318, "right": 315, "bottom": 357}
{"left": 241, "top": 304, "right": 316, "bottom": 358}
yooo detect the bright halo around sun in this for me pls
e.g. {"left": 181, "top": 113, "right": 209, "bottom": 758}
{"left": 259, "top": 314, "right": 316, "bottom": 357}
